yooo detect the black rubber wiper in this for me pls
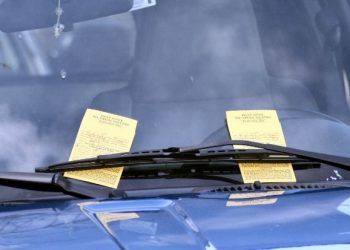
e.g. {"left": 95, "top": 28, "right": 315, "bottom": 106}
{"left": 36, "top": 140, "right": 350, "bottom": 173}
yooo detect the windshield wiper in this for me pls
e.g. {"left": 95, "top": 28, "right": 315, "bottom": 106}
{"left": 0, "top": 170, "right": 245, "bottom": 201}
{"left": 7, "top": 140, "right": 350, "bottom": 201}
{"left": 36, "top": 140, "right": 350, "bottom": 173}
{"left": 3, "top": 171, "right": 350, "bottom": 202}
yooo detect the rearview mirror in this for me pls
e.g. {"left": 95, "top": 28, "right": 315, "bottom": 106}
{"left": 0, "top": 0, "right": 134, "bottom": 32}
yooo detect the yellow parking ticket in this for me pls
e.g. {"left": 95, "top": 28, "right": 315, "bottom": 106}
{"left": 64, "top": 109, "right": 137, "bottom": 188}
{"left": 226, "top": 110, "right": 296, "bottom": 183}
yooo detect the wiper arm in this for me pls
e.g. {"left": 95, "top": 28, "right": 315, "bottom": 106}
{"left": 0, "top": 172, "right": 55, "bottom": 184}
{"left": 36, "top": 140, "right": 350, "bottom": 173}
{"left": 0, "top": 172, "right": 116, "bottom": 199}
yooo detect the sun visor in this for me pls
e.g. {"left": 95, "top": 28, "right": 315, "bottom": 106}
{"left": 0, "top": 0, "right": 134, "bottom": 32}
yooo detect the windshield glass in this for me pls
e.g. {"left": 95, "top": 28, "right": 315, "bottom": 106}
{"left": 1, "top": 0, "right": 350, "bottom": 172}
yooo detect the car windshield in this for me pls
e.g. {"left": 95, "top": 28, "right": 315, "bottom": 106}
{"left": 1, "top": 0, "right": 350, "bottom": 173}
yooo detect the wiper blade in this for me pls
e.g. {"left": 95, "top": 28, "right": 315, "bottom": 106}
{"left": 183, "top": 140, "right": 350, "bottom": 167}
{"left": 36, "top": 140, "right": 350, "bottom": 173}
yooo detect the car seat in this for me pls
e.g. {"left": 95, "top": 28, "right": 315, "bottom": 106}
{"left": 253, "top": 0, "right": 350, "bottom": 123}
{"left": 91, "top": 0, "right": 322, "bottom": 150}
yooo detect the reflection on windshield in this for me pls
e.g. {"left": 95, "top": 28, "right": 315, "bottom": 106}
{"left": 0, "top": 104, "right": 61, "bottom": 171}
{"left": 0, "top": 0, "right": 350, "bottom": 172}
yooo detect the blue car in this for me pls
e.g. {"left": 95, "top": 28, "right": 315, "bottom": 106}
{"left": 1, "top": 0, "right": 350, "bottom": 249}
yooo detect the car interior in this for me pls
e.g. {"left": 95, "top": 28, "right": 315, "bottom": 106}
{"left": 92, "top": 0, "right": 350, "bottom": 155}
{"left": 1, "top": 0, "right": 350, "bottom": 170}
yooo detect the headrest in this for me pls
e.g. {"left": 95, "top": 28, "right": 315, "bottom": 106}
{"left": 131, "top": 0, "right": 270, "bottom": 102}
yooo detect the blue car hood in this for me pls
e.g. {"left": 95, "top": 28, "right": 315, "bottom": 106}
{"left": 1, "top": 188, "right": 350, "bottom": 250}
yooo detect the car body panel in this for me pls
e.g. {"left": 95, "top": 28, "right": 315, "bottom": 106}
{"left": 1, "top": 188, "right": 350, "bottom": 249}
